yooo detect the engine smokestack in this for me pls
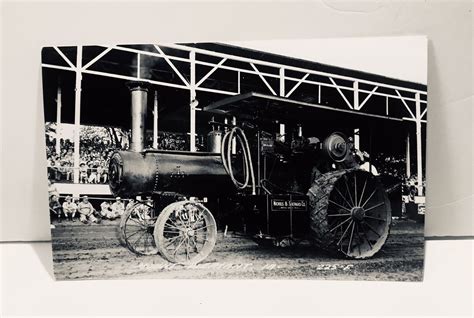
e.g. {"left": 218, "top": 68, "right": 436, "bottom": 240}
{"left": 126, "top": 81, "right": 148, "bottom": 152}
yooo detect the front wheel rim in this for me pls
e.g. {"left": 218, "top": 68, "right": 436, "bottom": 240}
{"left": 122, "top": 202, "right": 158, "bottom": 256}
{"left": 155, "top": 201, "right": 217, "bottom": 265}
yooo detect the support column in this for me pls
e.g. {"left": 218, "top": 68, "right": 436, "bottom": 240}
{"left": 237, "top": 71, "right": 241, "bottom": 94}
{"left": 55, "top": 84, "right": 62, "bottom": 157}
{"left": 73, "top": 46, "right": 83, "bottom": 184}
{"left": 189, "top": 50, "right": 197, "bottom": 152}
{"left": 354, "top": 128, "right": 360, "bottom": 150}
{"left": 353, "top": 81, "right": 359, "bottom": 110}
{"left": 415, "top": 92, "right": 423, "bottom": 195}
{"left": 279, "top": 68, "right": 285, "bottom": 97}
{"left": 153, "top": 90, "right": 158, "bottom": 149}
{"left": 279, "top": 123, "right": 285, "bottom": 142}
{"left": 406, "top": 132, "right": 411, "bottom": 178}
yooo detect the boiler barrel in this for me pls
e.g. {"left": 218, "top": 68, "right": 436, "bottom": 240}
{"left": 108, "top": 150, "right": 234, "bottom": 197}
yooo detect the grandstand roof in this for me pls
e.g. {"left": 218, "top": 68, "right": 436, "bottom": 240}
{"left": 41, "top": 43, "right": 427, "bottom": 133}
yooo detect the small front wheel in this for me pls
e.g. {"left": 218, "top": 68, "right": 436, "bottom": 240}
{"left": 154, "top": 200, "right": 217, "bottom": 265}
{"left": 121, "top": 202, "right": 158, "bottom": 256}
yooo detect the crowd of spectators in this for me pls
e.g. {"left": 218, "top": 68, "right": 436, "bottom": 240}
{"left": 46, "top": 126, "right": 118, "bottom": 184}
{"left": 372, "top": 153, "right": 408, "bottom": 180}
{"left": 372, "top": 152, "right": 426, "bottom": 196}
{"left": 48, "top": 180, "right": 145, "bottom": 225}
{"left": 46, "top": 125, "right": 207, "bottom": 184}
{"left": 145, "top": 131, "right": 206, "bottom": 151}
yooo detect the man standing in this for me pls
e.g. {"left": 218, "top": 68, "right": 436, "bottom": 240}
{"left": 62, "top": 196, "right": 78, "bottom": 221}
{"left": 77, "top": 196, "right": 99, "bottom": 224}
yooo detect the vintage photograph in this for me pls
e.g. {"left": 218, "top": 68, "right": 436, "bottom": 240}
{"left": 41, "top": 38, "right": 427, "bottom": 281}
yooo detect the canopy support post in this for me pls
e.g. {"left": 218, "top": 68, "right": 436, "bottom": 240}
{"left": 73, "top": 46, "right": 83, "bottom": 184}
{"left": 55, "top": 83, "right": 62, "bottom": 157}
{"left": 354, "top": 128, "right": 360, "bottom": 150}
{"left": 190, "top": 50, "right": 197, "bottom": 152}
{"left": 353, "top": 81, "right": 359, "bottom": 110}
{"left": 279, "top": 123, "right": 285, "bottom": 143}
{"left": 279, "top": 68, "right": 285, "bottom": 97}
{"left": 406, "top": 132, "right": 411, "bottom": 178}
{"left": 415, "top": 92, "right": 423, "bottom": 195}
{"left": 318, "top": 84, "right": 321, "bottom": 104}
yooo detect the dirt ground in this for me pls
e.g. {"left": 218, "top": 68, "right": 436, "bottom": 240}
{"left": 51, "top": 219, "right": 424, "bottom": 281}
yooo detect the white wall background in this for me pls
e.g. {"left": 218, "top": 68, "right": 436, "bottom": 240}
{"left": 229, "top": 36, "right": 428, "bottom": 84}
{"left": 1, "top": 0, "right": 472, "bottom": 241}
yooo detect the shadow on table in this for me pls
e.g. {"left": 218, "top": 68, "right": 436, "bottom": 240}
{"left": 32, "top": 241, "right": 55, "bottom": 280}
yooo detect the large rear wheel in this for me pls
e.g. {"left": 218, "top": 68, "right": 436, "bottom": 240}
{"left": 307, "top": 169, "right": 391, "bottom": 259}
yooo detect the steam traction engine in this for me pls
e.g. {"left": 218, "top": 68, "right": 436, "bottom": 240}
{"left": 109, "top": 82, "right": 391, "bottom": 265}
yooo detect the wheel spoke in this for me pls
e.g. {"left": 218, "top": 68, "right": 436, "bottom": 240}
{"left": 364, "top": 202, "right": 385, "bottom": 213}
{"left": 337, "top": 220, "right": 353, "bottom": 246}
{"left": 329, "top": 217, "right": 352, "bottom": 233}
{"left": 347, "top": 222, "right": 355, "bottom": 254}
{"left": 164, "top": 234, "right": 182, "bottom": 248}
{"left": 361, "top": 188, "right": 378, "bottom": 208}
{"left": 328, "top": 200, "right": 352, "bottom": 213}
{"left": 364, "top": 215, "right": 386, "bottom": 222}
{"left": 194, "top": 224, "right": 214, "bottom": 232}
{"left": 173, "top": 237, "right": 186, "bottom": 256}
{"left": 164, "top": 221, "right": 182, "bottom": 231}
{"left": 360, "top": 223, "right": 373, "bottom": 249}
{"left": 358, "top": 178, "right": 368, "bottom": 206}
{"left": 328, "top": 213, "right": 351, "bottom": 217}
{"left": 194, "top": 212, "right": 205, "bottom": 224}
{"left": 185, "top": 239, "right": 190, "bottom": 260}
{"left": 355, "top": 223, "right": 362, "bottom": 255}
{"left": 354, "top": 174, "right": 358, "bottom": 207}
{"left": 167, "top": 217, "right": 182, "bottom": 228}
{"left": 131, "top": 231, "right": 147, "bottom": 249}
{"left": 344, "top": 177, "right": 355, "bottom": 207}
{"left": 143, "top": 233, "right": 149, "bottom": 252}
{"left": 164, "top": 228, "right": 182, "bottom": 235}
{"left": 125, "top": 229, "right": 142, "bottom": 240}
{"left": 189, "top": 236, "right": 199, "bottom": 252}
{"left": 128, "top": 217, "right": 145, "bottom": 227}
{"left": 362, "top": 221, "right": 381, "bottom": 238}
{"left": 333, "top": 186, "right": 354, "bottom": 209}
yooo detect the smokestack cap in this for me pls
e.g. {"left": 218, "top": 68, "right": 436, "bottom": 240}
{"left": 126, "top": 81, "right": 149, "bottom": 92}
